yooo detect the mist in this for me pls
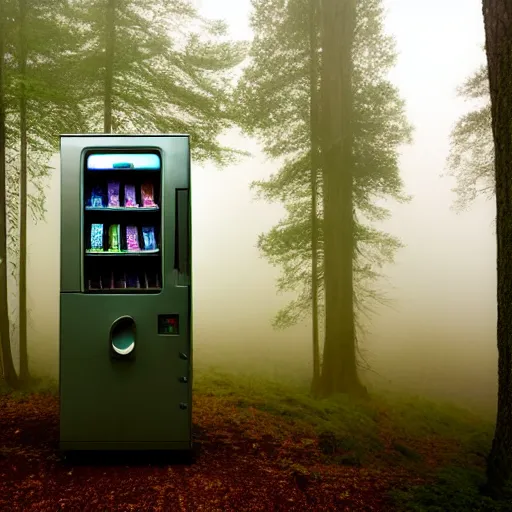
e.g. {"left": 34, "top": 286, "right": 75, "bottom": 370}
{"left": 16, "top": 0, "right": 497, "bottom": 415}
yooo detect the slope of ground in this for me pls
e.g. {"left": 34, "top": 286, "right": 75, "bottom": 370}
{"left": 0, "top": 371, "right": 507, "bottom": 511}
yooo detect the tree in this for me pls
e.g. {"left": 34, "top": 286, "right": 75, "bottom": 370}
{"left": 447, "top": 62, "right": 494, "bottom": 211}
{"left": 70, "top": 0, "right": 248, "bottom": 163}
{"left": 308, "top": 0, "right": 320, "bottom": 393}
{"left": 482, "top": 0, "right": 512, "bottom": 499}
{"left": 17, "top": 0, "right": 29, "bottom": 384}
{"left": 235, "top": 0, "right": 411, "bottom": 395}
{"left": 319, "top": 0, "right": 363, "bottom": 395}
{"left": 0, "top": 0, "right": 19, "bottom": 388}
{"left": 3, "top": 0, "right": 87, "bottom": 386}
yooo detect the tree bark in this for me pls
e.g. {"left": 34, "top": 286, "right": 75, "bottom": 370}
{"left": 0, "top": 1, "right": 20, "bottom": 388}
{"left": 18, "top": 0, "right": 30, "bottom": 384}
{"left": 318, "top": 0, "right": 366, "bottom": 397}
{"left": 104, "top": 0, "right": 116, "bottom": 133}
{"left": 309, "top": 0, "right": 320, "bottom": 395}
{"left": 482, "top": 0, "right": 512, "bottom": 498}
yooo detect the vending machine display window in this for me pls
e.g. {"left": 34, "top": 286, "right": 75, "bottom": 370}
{"left": 83, "top": 150, "right": 162, "bottom": 293}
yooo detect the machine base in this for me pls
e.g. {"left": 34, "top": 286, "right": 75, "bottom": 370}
{"left": 60, "top": 441, "right": 192, "bottom": 451}
{"left": 60, "top": 444, "right": 196, "bottom": 465}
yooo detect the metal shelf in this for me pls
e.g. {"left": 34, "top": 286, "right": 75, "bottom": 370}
{"left": 85, "top": 206, "right": 159, "bottom": 212}
{"left": 85, "top": 249, "right": 160, "bottom": 256}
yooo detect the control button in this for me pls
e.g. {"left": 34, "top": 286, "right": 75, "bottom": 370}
{"left": 179, "top": 402, "right": 188, "bottom": 410}
{"left": 179, "top": 376, "right": 188, "bottom": 383}
{"left": 179, "top": 352, "right": 188, "bottom": 360}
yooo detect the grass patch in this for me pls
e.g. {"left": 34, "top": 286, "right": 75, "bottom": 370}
{"left": 195, "top": 370, "right": 383, "bottom": 459}
{"left": 194, "top": 370, "right": 492, "bottom": 468}
{"left": 0, "top": 376, "right": 58, "bottom": 399}
{"left": 392, "top": 441, "right": 423, "bottom": 461}
{"left": 391, "top": 467, "right": 512, "bottom": 511}
{"left": 195, "top": 370, "right": 498, "bottom": 510}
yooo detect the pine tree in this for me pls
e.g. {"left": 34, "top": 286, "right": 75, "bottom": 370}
{"left": 3, "top": 0, "right": 86, "bottom": 385}
{"left": 447, "top": 62, "right": 494, "bottom": 211}
{"left": 235, "top": 0, "right": 411, "bottom": 394}
{"left": 308, "top": 0, "right": 320, "bottom": 393}
{"left": 0, "top": 0, "right": 19, "bottom": 388}
{"left": 69, "top": 0, "right": 248, "bottom": 162}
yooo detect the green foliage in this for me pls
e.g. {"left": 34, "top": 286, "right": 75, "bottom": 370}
{"left": 194, "top": 370, "right": 492, "bottom": 467}
{"left": 447, "top": 63, "right": 494, "bottom": 211}
{"left": 235, "top": 0, "right": 412, "bottom": 330}
{"left": 391, "top": 467, "right": 511, "bottom": 511}
{"left": 3, "top": 0, "right": 86, "bottom": 274}
{"left": 69, "top": 0, "right": 248, "bottom": 165}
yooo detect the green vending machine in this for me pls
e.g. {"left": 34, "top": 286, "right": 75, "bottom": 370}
{"left": 59, "top": 134, "right": 192, "bottom": 451}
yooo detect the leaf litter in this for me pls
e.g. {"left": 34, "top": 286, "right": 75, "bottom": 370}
{"left": 0, "top": 392, "right": 457, "bottom": 511}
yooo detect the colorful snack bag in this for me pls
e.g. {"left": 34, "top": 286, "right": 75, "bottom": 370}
{"left": 124, "top": 184, "right": 138, "bottom": 207}
{"left": 90, "top": 185, "right": 105, "bottom": 208}
{"left": 90, "top": 223, "right": 104, "bottom": 250}
{"left": 108, "top": 224, "right": 121, "bottom": 252}
{"left": 126, "top": 225, "right": 140, "bottom": 251}
{"left": 142, "top": 226, "right": 157, "bottom": 251}
{"left": 107, "top": 181, "right": 120, "bottom": 207}
{"left": 141, "top": 182, "right": 156, "bottom": 207}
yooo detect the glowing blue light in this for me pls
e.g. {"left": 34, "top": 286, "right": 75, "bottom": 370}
{"left": 87, "top": 153, "right": 161, "bottom": 170}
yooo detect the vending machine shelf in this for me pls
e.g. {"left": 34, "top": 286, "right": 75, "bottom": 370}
{"left": 85, "top": 249, "right": 160, "bottom": 256}
{"left": 85, "top": 206, "right": 160, "bottom": 212}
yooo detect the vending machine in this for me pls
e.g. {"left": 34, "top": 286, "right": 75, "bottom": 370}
{"left": 59, "top": 135, "right": 192, "bottom": 451}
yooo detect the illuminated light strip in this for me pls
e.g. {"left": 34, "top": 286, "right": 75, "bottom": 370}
{"left": 87, "top": 153, "right": 161, "bottom": 169}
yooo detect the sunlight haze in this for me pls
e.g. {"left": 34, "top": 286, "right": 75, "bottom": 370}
{"left": 20, "top": 0, "right": 496, "bottom": 413}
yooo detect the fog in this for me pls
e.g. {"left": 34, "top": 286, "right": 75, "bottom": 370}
{"left": 16, "top": 0, "right": 496, "bottom": 414}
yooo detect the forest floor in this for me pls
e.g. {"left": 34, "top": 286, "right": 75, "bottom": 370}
{"left": 0, "top": 371, "right": 509, "bottom": 511}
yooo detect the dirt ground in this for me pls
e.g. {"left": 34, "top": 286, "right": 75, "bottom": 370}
{"left": 0, "top": 392, "right": 432, "bottom": 511}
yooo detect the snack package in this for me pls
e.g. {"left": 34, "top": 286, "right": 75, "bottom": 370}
{"left": 141, "top": 182, "right": 156, "bottom": 207}
{"left": 124, "top": 184, "right": 138, "bottom": 207}
{"left": 107, "top": 181, "right": 120, "bottom": 207}
{"left": 90, "top": 223, "right": 104, "bottom": 250}
{"left": 126, "top": 225, "right": 140, "bottom": 251}
{"left": 90, "top": 185, "right": 105, "bottom": 208}
{"left": 142, "top": 226, "right": 157, "bottom": 251}
{"left": 108, "top": 224, "right": 121, "bottom": 251}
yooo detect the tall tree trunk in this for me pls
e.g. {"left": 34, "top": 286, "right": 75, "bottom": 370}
{"left": 18, "top": 0, "right": 29, "bottom": 384}
{"left": 104, "top": 0, "right": 116, "bottom": 133}
{"left": 309, "top": 0, "right": 320, "bottom": 395}
{"left": 318, "top": 0, "right": 365, "bottom": 397}
{"left": 0, "top": 1, "right": 19, "bottom": 388}
{"left": 482, "top": 0, "right": 512, "bottom": 498}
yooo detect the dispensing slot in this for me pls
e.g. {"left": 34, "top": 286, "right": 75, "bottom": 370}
{"left": 110, "top": 316, "right": 136, "bottom": 357}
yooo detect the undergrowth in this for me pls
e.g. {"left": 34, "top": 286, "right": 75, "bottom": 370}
{"left": 2, "top": 369, "right": 505, "bottom": 510}
{"left": 194, "top": 370, "right": 502, "bottom": 510}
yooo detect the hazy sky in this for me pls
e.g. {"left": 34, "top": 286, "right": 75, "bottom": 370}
{"left": 23, "top": 0, "right": 496, "bottom": 408}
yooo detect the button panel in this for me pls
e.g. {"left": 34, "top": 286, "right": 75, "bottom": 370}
{"left": 157, "top": 314, "right": 179, "bottom": 335}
